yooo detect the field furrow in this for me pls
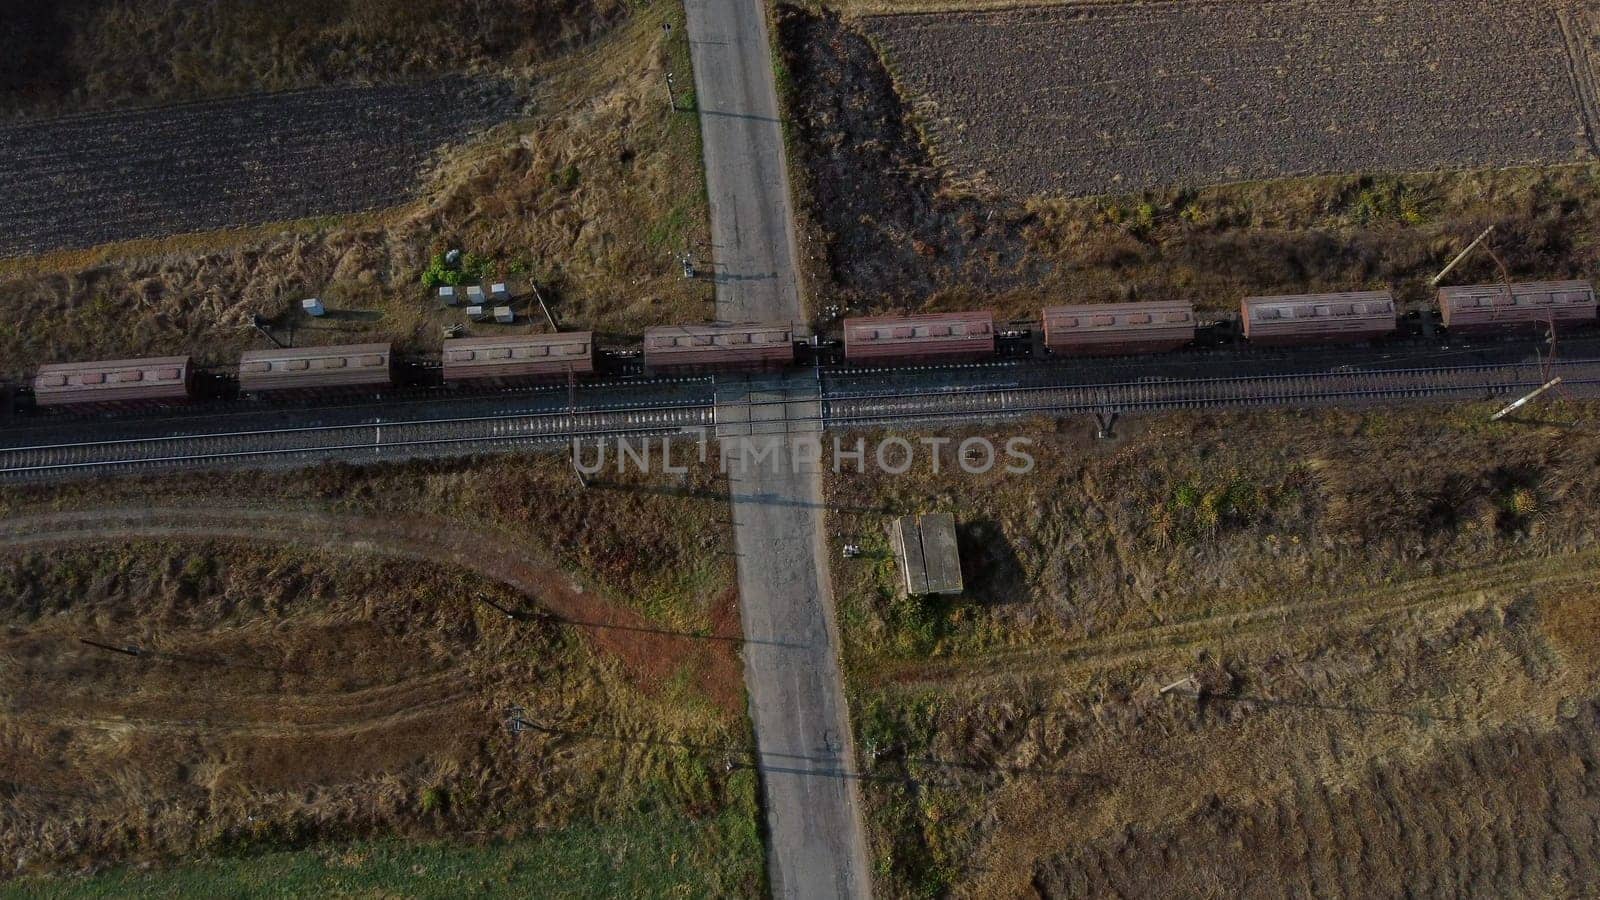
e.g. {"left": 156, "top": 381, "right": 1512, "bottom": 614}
{"left": 864, "top": 0, "right": 1595, "bottom": 196}
{"left": 0, "top": 77, "right": 524, "bottom": 257}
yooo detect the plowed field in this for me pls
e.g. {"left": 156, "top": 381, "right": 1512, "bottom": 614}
{"left": 0, "top": 77, "right": 522, "bottom": 257}
{"left": 865, "top": 0, "right": 1599, "bottom": 197}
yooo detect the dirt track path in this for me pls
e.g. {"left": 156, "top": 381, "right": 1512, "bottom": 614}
{"left": 0, "top": 505, "right": 744, "bottom": 712}
{"left": 871, "top": 551, "right": 1600, "bottom": 691}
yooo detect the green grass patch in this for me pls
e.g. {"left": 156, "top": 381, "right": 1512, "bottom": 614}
{"left": 10, "top": 801, "right": 765, "bottom": 900}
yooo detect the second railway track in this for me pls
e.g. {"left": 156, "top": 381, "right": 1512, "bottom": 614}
{"left": 0, "top": 403, "right": 717, "bottom": 481}
{"left": 3, "top": 358, "right": 1597, "bottom": 481}
{"left": 823, "top": 360, "right": 1600, "bottom": 427}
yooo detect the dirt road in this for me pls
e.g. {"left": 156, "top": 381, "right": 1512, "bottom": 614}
{"left": 0, "top": 505, "right": 743, "bottom": 713}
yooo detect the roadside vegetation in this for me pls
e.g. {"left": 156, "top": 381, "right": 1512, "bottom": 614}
{"left": 823, "top": 403, "right": 1600, "bottom": 895}
{"left": 0, "top": 2, "right": 711, "bottom": 376}
{"left": 10, "top": 808, "right": 762, "bottom": 898}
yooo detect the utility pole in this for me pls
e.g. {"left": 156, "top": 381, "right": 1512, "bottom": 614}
{"left": 249, "top": 315, "right": 286, "bottom": 348}
{"left": 1431, "top": 224, "right": 1496, "bottom": 286}
{"left": 530, "top": 281, "right": 558, "bottom": 332}
{"left": 1490, "top": 377, "right": 1562, "bottom": 422}
{"left": 662, "top": 22, "right": 678, "bottom": 113}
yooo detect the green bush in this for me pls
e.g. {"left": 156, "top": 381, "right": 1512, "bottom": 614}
{"left": 420, "top": 251, "right": 492, "bottom": 288}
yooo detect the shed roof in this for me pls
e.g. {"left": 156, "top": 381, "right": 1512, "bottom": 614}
{"left": 890, "top": 513, "right": 963, "bottom": 596}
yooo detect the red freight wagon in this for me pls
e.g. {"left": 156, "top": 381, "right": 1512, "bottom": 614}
{"left": 1043, "top": 301, "right": 1195, "bottom": 356}
{"left": 1241, "top": 291, "right": 1396, "bottom": 345}
{"left": 239, "top": 343, "right": 394, "bottom": 395}
{"left": 442, "top": 332, "right": 595, "bottom": 384}
{"left": 1437, "top": 281, "right": 1596, "bottom": 332}
{"left": 642, "top": 322, "right": 796, "bottom": 373}
{"left": 33, "top": 356, "right": 194, "bottom": 408}
{"left": 842, "top": 311, "right": 996, "bottom": 364}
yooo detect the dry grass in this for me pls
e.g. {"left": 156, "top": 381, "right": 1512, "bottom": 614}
{"left": 0, "top": 0, "right": 624, "bottom": 117}
{"left": 0, "top": 449, "right": 753, "bottom": 881}
{"left": 1018, "top": 164, "right": 1600, "bottom": 316}
{"left": 0, "top": 451, "right": 737, "bottom": 636}
{"left": 0, "top": 4, "right": 711, "bottom": 375}
{"left": 0, "top": 539, "right": 753, "bottom": 881}
{"left": 827, "top": 403, "right": 1600, "bottom": 665}
{"left": 820, "top": 404, "right": 1600, "bottom": 895}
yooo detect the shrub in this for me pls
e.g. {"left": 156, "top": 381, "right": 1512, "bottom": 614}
{"left": 420, "top": 251, "right": 492, "bottom": 288}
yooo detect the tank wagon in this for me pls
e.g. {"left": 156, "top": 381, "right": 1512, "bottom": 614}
{"left": 843, "top": 311, "right": 995, "bottom": 364}
{"left": 239, "top": 343, "right": 394, "bottom": 395}
{"left": 1042, "top": 301, "right": 1195, "bottom": 356}
{"left": 1241, "top": 291, "right": 1397, "bottom": 345}
{"left": 642, "top": 322, "right": 797, "bottom": 374}
{"left": 32, "top": 357, "right": 194, "bottom": 409}
{"left": 442, "top": 333, "right": 595, "bottom": 385}
{"left": 1437, "top": 281, "right": 1597, "bottom": 332}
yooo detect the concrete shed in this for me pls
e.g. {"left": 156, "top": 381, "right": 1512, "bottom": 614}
{"left": 889, "top": 513, "right": 963, "bottom": 596}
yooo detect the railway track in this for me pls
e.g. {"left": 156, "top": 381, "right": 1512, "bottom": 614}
{"left": 2, "top": 360, "right": 1595, "bottom": 481}
{"left": 0, "top": 403, "right": 715, "bottom": 482}
{"left": 822, "top": 360, "right": 1600, "bottom": 427}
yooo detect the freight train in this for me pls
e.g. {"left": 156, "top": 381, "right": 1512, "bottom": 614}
{"left": 16, "top": 280, "right": 1598, "bottom": 411}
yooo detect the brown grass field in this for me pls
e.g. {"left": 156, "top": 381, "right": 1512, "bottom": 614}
{"left": 778, "top": 5, "right": 1600, "bottom": 320}
{"left": 0, "top": 451, "right": 751, "bottom": 880}
{"left": 822, "top": 403, "right": 1600, "bottom": 896}
{"left": 0, "top": 3, "right": 711, "bottom": 377}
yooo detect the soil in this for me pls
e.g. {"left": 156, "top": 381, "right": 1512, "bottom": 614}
{"left": 0, "top": 0, "right": 625, "bottom": 118}
{"left": 0, "top": 78, "right": 524, "bottom": 258}
{"left": 1031, "top": 702, "right": 1600, "bottom": 896}
{"left": 776, "top": 6, "right": 1050, "bottom": 311}
{"left": 863, "top": 0, "right": 1597, "bottom": 198}
{"left": 777, "top": 6, "right": 1600, "bottom": 323}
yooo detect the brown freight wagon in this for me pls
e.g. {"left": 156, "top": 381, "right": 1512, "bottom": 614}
{"left": 441, "top": 333, "right": 595, "bottom": 385}
{"left": 842, "top": 311, "right": 996, "bottom": 364}
{"left": 642, "top": 322, "right": 796, "bottom": 373}
{"left": 238, "top": 343, "right": 394, "bottom": 395}
{"left": 1241, "top": 291, "right": 1396, "bottom": 345}
{"left": 1437, "top": 281, "right": 1597, "bottom": 332}
{"left": 33, "top": 356, "right": 195, "bottom": 409}
{"left": 1043, "top": 301, "right": 1195, "bottom": 356}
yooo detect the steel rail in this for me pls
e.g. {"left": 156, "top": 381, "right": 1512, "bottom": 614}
{"left": 0, "top": 398, "right": 716, "bottom": 453}
{"left": 3, "top": 360, "right": 1596, "bottom": 480}
{"left": 0, "top": 405, "right": 715, "bottom": 479}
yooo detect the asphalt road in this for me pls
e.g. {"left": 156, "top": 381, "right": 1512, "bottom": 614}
{"left": 726, "top": 429, "right": 873, "bottom": 900}
{"left": 685, "top": 0, "right": 871, "bottom": 894}
{"left": 685, "top": 0, "right": 804, "bottom": 323}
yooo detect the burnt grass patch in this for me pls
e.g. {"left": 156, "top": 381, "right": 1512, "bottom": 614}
{"left": 0, "top": 76, "right": 524, "bottom": 258}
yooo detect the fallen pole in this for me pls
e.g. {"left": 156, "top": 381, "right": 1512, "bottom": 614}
{"left": 1490, "top": 376, "right": 1562, "bottom": 421}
